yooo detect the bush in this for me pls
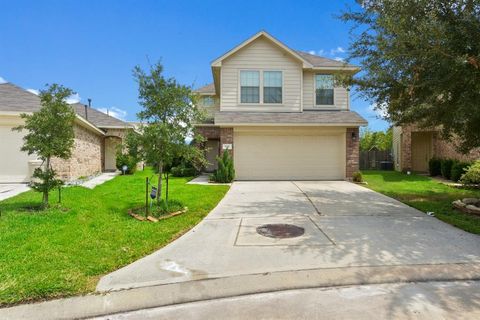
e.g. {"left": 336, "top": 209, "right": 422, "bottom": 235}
{"left": 460, "top": 160, "right": 480, "bottom": 185}
{"left": 428, "top": 157, "right": 442, "bottom": 176}
{"left": 116, "top": 153, "right": 137, "bottom": 174}
{"left": 352, "top": 171, "right": 363, "bottom": 182}
{"left": 211, "top": 151, "right": 235, "bottom": 183}
{"left": 440, "top": 159, "right": 455, "bottom": 180}
{"left": 451, "top": 161, "right": 471, "bottom": 182}
{"left": 171, "top": 165, "right": 198, "bottom": 177}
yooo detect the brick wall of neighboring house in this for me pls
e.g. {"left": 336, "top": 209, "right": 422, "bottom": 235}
{"left": 52, "top": 124, "right": 103, "bottom": 181}
{"left": 346, "top": 127, "right": 360, "bottom": 179}
{"left": 220, "top": 127, "right": 234, "bottom": 156}
{"left": 400, "top": 124, "right": 480, "bottom": 171}
{"left": 196, "top": 126, "right": 220, "bottom": 140}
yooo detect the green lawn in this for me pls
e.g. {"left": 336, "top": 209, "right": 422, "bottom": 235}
{"left": 362, "top": 170, "right": 480, "bottom": 234}
{"left": 0, "top": 169, "right": 229, "bottom": 306}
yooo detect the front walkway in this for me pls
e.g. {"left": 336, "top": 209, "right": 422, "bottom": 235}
{"left": 97, "top": 181, "right": 480, "bottom": 291}
{"left": 80, "top": 172, "right": 119, "bottom": 189}
{"left": 0, "top": 184, "right": 30, "bottom": 201}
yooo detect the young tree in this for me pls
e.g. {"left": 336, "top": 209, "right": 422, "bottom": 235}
{"left": 340, "top": 0, "right": 480, "bottom": 153}
{"left": 14, "top": 84, "right": 76, "bottom": 207}
{"left": 133, "top": 61, "right": 204, "bottom": 204}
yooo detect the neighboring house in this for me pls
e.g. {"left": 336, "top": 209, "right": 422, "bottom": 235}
{"left": 194, "top": 31, "right": 367, "bottom": 180}
{"left": 0, "top": 82, "right": 133, "bottom": 183}
{"left": 392, "top": 125, "right": 480, "bottom": 172}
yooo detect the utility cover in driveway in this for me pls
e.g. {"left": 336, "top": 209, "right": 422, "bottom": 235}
{"left": 257, "top": 224, "right": 305, "bottom": 239}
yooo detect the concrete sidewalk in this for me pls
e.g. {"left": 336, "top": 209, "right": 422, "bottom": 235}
{"left": 2, "top": 263, "right": 480, "bottom": 320}
{"left": 80, "top": 172, "right": 119, "bottom": 189}
{"left": 0, "top": 184, "right": 30, "bottom": 201}
{"left": 92, "top": 281, "right": 480, "bottom": 320}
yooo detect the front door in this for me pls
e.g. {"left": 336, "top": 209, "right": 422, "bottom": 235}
{"left": 205, "top": 140, "right": 219, "bottom": 172}
{"left": 411, "top": 132, "right": 433, "bottom": 172}
{"left": 105, "top": 137, "right": 119, "bottom": 171}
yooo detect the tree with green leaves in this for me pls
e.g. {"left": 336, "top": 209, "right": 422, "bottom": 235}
{"left": 14, "top": 84, "right": 76, "bottom": 207}
{"left": 133, "top": 61, "right": 205, "bottom": 205}
{"left": 340, "top": 0, "right": 480, "bottom": 153}
{"left": 360, "top": 127, "right": 393, "bottom": 151}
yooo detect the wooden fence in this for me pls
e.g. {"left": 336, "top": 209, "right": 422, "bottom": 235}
{"left": 360, "top": 150, "right": 394, "bottom": 170}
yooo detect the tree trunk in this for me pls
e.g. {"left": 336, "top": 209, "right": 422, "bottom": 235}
{"left": 165, "top": 171, "right": 169, "bottom": 206}
{"left": 43, "top": 157, "right": 50, "bottom": 207}
{"left": 157, "top": 161, "right": 163, "bottom": 204}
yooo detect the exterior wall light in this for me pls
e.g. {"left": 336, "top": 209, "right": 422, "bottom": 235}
{"left": 351, "top": 132, "right": 357, "bottom": 141}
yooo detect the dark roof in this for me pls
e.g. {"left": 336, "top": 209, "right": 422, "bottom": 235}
{"left": 71, "top": 103, "right": 131, "bottom": 128}
{"left": 295, "top": 51, "right": 358, "bottom": 69}
{"left": 215, "top": 111, "right": 367, "bottom": 126}
{"left": 194, "top": 83, "right": 216, "bottom": 94}
{"left": 0, "top": 82, "right": 130, "bottom": 129}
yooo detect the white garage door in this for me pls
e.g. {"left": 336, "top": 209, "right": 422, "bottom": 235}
{"left": 234, "top": 129, "right": 345, "bottom": 180}
{"left": 0, "top": 125, "right": 36, "bottom": 183}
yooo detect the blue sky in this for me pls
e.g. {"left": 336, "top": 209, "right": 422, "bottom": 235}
{"left": 0, "top": 0, "right": 388, "bottom": 131}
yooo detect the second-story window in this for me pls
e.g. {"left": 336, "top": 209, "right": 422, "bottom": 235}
{"left": 240, "top": 71, "right": 260, "bottom": 103}
{"left": 263, "top": 71, "right": 282, "bottom": 103}
{"left": 315, "top": 74, "right": 334, "bottom": 105}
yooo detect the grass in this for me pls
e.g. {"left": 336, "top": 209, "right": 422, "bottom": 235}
{"left": 362, "top": 170, "right": 480, "bottom": 234}
{"left": 0, "top": 168, "right": 229, "bottom": 306}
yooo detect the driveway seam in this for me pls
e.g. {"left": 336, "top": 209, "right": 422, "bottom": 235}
{"left": 291, "top": 181, "right": 322, "bottom": 215}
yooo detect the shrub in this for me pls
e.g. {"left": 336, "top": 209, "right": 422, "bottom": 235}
{"left": 352, "top": 171, "right": 363, "bottom": 182}
{"left": 440, "top": 159, "right": 455, "bottom": 180}
{"left": 451, "top": 161, "right": 471, "bottom": 182}
{"left": 211, "top": 151, "right": 235, "bottom": 183}
{"left": 460, "top": 160, "right": 480, "bottom": 185}
{"left": 116, "top": 152, "right": 137, "bottom": 174}
{"left": 428, "top": 157, "right": 442, "bottom": 176}
{"left": 171, "top": 165, "right": 198, "bottom": 177}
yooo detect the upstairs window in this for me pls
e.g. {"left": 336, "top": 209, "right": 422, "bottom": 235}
{"left": 315, "top": 74, "right": 334, "bottom": 105}
{"left": 240, "top": 71, "right": 260, "bottom": 103}
{"left": 263, "top": 71, "right": 282, "bottom": 103}
{"left": 202, "top": 96, "right": 214, "bottom": 107}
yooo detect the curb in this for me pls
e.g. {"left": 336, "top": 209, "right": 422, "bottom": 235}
{"left": 2, "top": 262, "right": 480, "bottom": 320}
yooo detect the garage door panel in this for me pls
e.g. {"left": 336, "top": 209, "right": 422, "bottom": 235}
{"left": 0, "top": 125, "right": 35, "bottom": 183}
{"left": 234, "top": 132, "right": 345, "bottom": 180}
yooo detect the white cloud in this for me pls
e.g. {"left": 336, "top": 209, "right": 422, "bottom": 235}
{"left": 0, "top": 76, "right": 6, "bottom": 84}
{"left": 26, "top": 88, "right": 40, "bottom": 95}
{"left": 331, "top": 46, "right": 345, "bottom": 55}
{"left": 334, "top": 57, "right": 344, "bottom": 62}
{"left": 367, "top": 102, "right": 388, "bottom": 119}
{"left": 307, "top": 49, "right": 325, "bottom": 56}
{"left": 65, "top": 93, "right": 81, "bottom": 104}
{"left": 96, "top": 107, "right": 127, "bottom": 120}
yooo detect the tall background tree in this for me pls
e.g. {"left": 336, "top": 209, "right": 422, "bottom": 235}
{"left": 340, "top": 0, "right": 480, "bottom": 152}
{"left": 14, "top": 84, "right": 76, "bottom": 207}
{"left": 360, "top": 127, "right": 393, "bottom": 151}
{"left": 133, "top": 61, "right": 205, "bottom": 205}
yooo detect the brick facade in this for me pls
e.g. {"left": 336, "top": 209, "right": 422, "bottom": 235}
{"left": 346, "top": 127, "right": 360, "bottom": 179}
{"left": 399, "top": 124, "right": 480, "bottom": 171}
{"left": 220, "top": 127, "right": 234, "bottom": 156}
{"left": 51, "top": 124, "right": 103, "bottom": 181}
{"left": 196, "top": 126, "right": 220, "bottom": 140}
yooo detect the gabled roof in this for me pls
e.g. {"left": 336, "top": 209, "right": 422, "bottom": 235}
{"left": 211, "top": 31, "right": 314, "bottom": 68}
{"left": 193, "top": 83, "right": 216, "bottom": 95}
{"left": 71, "top": 103, "right": 131, "bottom": 128}
{"left": 0, "top": 82, "right": 131, "bottom": 130}
{"left": 295, "top": 51, "right": 358, "bottom": 70}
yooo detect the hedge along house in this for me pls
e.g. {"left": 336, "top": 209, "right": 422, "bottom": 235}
{"left": 0, "top": 82, "right": 133, "bottom": 183}
{"left": 392, "top": 124, "right": 480, "bottom": 173}
{"left": 194, "top": 31, "right": 367, "bottom": 180}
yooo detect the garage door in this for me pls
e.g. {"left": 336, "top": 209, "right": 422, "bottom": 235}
{"left": 234, "top": 129, "right": 345, "bottom": 180}
{"left": 0, "top": 125, "right": 36, "bottom": 183}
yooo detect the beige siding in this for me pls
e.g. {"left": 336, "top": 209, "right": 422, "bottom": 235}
{"left": 197, "top": 95, "right": 220, "bottom": 119}
{"left": 302, "top": 71, "right": 349, "bottom": 110}
{"left": 220, "top": 36, "right": 302, "bottom": 112}
{"left": 392, "top": 126, "right": 402, "bottom": 171}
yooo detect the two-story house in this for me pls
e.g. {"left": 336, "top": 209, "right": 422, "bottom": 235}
{"left": 195, "top": 31, "right": 367, "bottom": 180}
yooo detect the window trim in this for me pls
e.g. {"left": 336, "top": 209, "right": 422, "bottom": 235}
{"left": 202, "top": 96, "right": 215, "bottom": 107}
{"left": 313, "top": 73, "right": 335, "bottom": 107}
{"left": 238, "top": 69, "right": 284, "bottom": 106}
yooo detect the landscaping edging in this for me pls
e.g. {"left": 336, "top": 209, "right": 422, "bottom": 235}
{"left": 452, "top": 198, "right": 480, "bottom": 216}
{"left": 128, "top": 207, "right": 188, "bottom": 222}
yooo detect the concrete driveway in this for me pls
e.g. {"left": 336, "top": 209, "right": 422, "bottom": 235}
{"left": 0, "top": 184, "right": 30, "bottom": 201}
{"left": 97, "top": 181, "right": 480, "bottom": 292}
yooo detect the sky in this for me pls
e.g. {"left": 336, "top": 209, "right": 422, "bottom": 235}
{"left": 0, "top": 0, "right": 389, "bottom": 131}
